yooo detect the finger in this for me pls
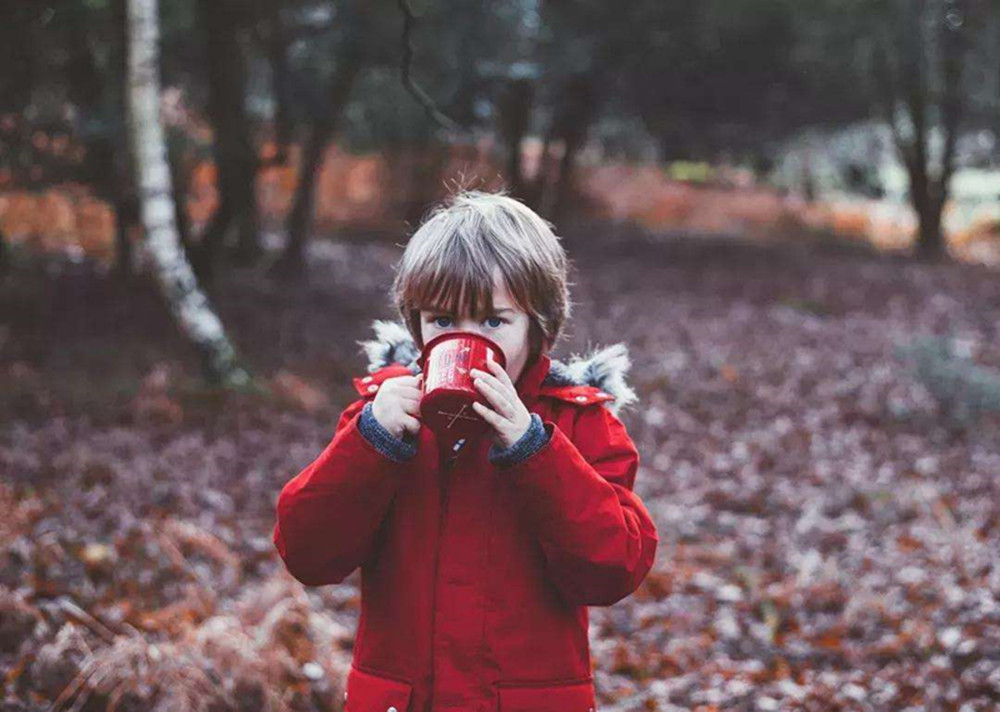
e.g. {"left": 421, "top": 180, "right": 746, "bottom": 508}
{"left": 485, "top": 358, "right": 514, "bottom": 387}
{"left": 475, "top": 376, "right": 516, "bottom": 418}
{"left": 394, "top": 385, "right": 423, "bottom": 399}
{"left": 473, "top": 377, "right": 515, "bottom": 419}
{"left": 401, "top": 398, "right": 422, "bottom": 415}
{"left": 470, "top": 368, "right": 507, "bottom": 395}
{"left": 472, "top": 400, "right": 503, "bottom": 427}
{"left": 401, "top": 413, "right": 422, "bottom": 434}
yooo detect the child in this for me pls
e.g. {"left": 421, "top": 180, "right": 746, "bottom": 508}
{"left": 273, "top": 189, "right": 659, "bottom": 712}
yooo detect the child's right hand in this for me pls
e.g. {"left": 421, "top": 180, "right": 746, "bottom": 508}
{"left": 370, "top": 373, "right": 423, "bottom": 440}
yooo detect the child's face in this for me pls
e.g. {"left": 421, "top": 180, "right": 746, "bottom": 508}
{"left": 420, "top": 268, "right": 535, "bottom": 386}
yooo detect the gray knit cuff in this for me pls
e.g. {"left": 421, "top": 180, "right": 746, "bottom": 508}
{"left": 489, "top": 413, "right": 550, "bottom": 468}
{"left": 358, "top": 401, "right": 418, "bottom": 462}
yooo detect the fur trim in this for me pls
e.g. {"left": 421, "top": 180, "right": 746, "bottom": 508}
{"left": 543, "top": 342, "right": 639, "bottom": 415}
{"left": 356, "top": 319, "right": 638, "bottom": 415}
{"left": 358, "top": 319, "right": 423, "bottom": 375}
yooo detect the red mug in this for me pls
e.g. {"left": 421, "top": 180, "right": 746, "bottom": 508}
{"left": 417, "top": 331, "right": 507, "bottom": 439}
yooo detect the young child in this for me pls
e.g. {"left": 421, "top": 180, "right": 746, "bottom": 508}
{"left": 273, "top": 189, "right": 659, "bottom": 712}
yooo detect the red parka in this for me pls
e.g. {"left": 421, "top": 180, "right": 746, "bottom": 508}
{"left": 273, "top": 323, "right": 659, "bottom": 712}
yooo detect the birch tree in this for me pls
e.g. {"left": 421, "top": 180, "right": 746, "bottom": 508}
{"left": 126, "top": 0, "right": 251, "bottom": 388}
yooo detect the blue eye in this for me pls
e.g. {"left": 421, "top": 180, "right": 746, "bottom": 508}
{"left": 484, "top": 316, "right": 504, "bottom": 328}
{"left": 434, "top": 316, "right": 452, "bottom": 328}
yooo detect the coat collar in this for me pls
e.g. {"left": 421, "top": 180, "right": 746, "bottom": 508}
{"left": 355, "top": 319, "right": 638, "bottom": 415}
{"left": 514, "top": 350, "right": 552, "bottom": 402}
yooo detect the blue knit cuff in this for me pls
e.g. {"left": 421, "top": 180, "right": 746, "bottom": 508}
{"left": 489, "top": 413, "right": 550, "bottom": 468}
{"left": 358, "top": 401, "right": 418, "bottom": 462}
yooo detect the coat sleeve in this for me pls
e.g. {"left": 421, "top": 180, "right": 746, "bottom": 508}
{"left": 272, "top": 396, "right": 411, "bottom": 586}
{"left": 500, "top": 403, "right": 659, "bottom": 606}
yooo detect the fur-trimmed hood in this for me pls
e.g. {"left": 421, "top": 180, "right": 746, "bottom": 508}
{"left": 356, "top": 319, "right": 638, "bottom": 415}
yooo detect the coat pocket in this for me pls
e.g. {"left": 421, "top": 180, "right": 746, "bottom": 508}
{"left": 497, "top": 678, "right": 596, "bottom": 712}
{"left": 344, "top": 664, "right": 413, "bottom": 712}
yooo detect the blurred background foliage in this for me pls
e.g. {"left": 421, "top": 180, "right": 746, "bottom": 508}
{"left": 1, "top": 0, "right": 998, "bottom": 278}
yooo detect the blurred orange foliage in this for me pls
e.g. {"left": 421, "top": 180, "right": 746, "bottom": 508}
{"left": 0, "top": 186, "right": 116, "bottom": 259}
{"left": 2, "top": 138, "right": 997, "bottom": 266}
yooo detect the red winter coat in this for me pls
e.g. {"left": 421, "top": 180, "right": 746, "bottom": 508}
{"left": 273, "top": 327, "right": 659, "bottom": 712}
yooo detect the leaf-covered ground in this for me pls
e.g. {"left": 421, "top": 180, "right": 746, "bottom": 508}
{"left": 1, "top": 223, "right": 997, "bottom": 711}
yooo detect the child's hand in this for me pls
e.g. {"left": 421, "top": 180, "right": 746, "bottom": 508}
{"left": 371, "top": 373, "right": 424, "bottom": 440}
{"left": 470, "top": 359, "right": 533, "bottom": 449}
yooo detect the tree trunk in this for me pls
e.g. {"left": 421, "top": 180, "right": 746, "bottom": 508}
{"left": 527, "top": 129, "right": 555, "bottom": 213}
{"left": 872, "top": 0, "right": 974, "bottom": 262}
{"left": 126, "top": 0, "right": 251, "bottom": 388}
{"left": 549, "top": 75, "right": 599, "bottom": 223}
{"left": 0, "top": 1, "right": 37, "bottom": 115}
{"left": 197, "top": 0, "right": 261, "bottom": 276}
{"left": 272, "top": 49, "right": 363, "bottom": 282}
{"left": 111, "top": 0, "right": 140, "bottom": 281}
{"left": 264, "top": 0, "right": 293, "bottom": 165}
{"left": 497, "top": 78, "right": 534, "bottom": 199}
{"left": 916, "top": 200, "right": 946, "bottom": 258}
{"left": 67, "top": 0, "right": 143, "bottom": 280}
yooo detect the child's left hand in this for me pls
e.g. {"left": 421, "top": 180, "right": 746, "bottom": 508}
{"left": 470, "top": 359, "right": 533, "bottom": 449}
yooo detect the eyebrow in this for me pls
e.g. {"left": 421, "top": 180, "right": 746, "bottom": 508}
{"left": 426, "top": 306, "right": 514, "bottom": 315}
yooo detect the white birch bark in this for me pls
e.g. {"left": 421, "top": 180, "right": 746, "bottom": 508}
{"left": 126, "top": 0, "right": 250, "bottom": 387}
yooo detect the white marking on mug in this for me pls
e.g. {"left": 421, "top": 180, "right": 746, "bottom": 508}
{"left": 437, "top": 404, "right": 480, "bottom": 428}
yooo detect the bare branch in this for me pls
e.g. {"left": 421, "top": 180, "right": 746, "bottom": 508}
{"left": 396, "top": 0, "right": 463, "bottom": 134}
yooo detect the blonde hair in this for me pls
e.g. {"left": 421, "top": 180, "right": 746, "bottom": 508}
{"left": 391, "top": 188, "right": 572, "bottom": 359}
